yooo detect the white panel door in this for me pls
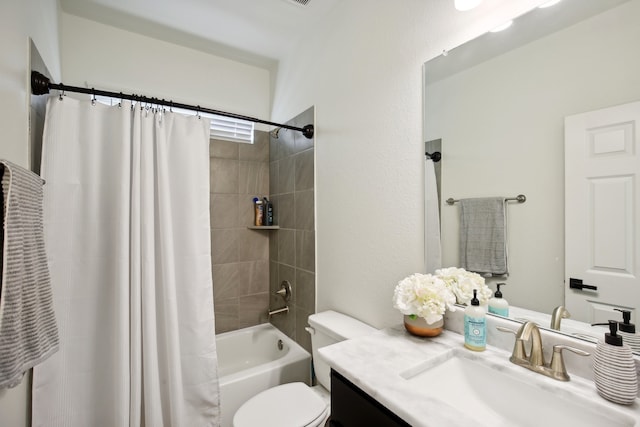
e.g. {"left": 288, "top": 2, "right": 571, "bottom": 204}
{"left": 565, "top": 101, "right": 640, "bottom": 324}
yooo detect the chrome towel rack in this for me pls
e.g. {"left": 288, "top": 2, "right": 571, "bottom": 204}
{"left": 446, "top": 194, "right": 526, "bottom": 205}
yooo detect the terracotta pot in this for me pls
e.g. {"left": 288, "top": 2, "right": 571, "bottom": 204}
{"left": 403, "top": 315, "right": 444, "bottom": 337}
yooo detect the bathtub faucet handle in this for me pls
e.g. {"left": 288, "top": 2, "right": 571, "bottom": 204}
{"left": 275, "top": 281, "right": 292, "bottom": 302}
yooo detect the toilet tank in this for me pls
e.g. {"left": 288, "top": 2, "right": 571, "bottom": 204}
{"left": 307, "top": 310, "right": 376, "bottom": 390}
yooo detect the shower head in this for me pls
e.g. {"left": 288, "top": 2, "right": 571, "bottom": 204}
{"left": 270, "top": 127, "right": 282, "bottom": 139}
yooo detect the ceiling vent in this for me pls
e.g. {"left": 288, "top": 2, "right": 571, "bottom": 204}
{"left": 286, "top": 0, "right": 311, "bottom": 6}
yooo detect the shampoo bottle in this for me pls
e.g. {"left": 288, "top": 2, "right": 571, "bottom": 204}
{"left": 263, "top": 197, "right": 274, "bottom": 226}
{"left": 253, "top": 197, "right": 264, "bottom": 226}
{"left": 464, "top": 289, "right": 486, "bottom": 352}
{"left": 591, "top": 320, "right": 638, "bottom": 405}
{"left": 488, "top": 283, "right": 509, "bottom": 317}
{"left": 614, "top": 309, "right": 640, "bottom": 353}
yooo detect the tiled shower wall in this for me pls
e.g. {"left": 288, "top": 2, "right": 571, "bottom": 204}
{"left": 211, "top": 131, "right": 271, "bottom": 333}
{"left": 269, "top": 107, "right": 316, "bottom": 353}
{"left": 210, "top": 107, "right": 316, "bottom": 354}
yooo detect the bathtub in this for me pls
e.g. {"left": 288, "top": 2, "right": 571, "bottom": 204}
{"left": 217, "top": 323, "right": 311, "bottom": 427}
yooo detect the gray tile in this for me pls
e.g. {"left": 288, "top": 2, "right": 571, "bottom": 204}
{"left": 269, "top": 160, "right": 279, "bottom": 195}
{"left": 278, "top": 155, "right": 295, "bottom": 194}
{"left": 211, "top": 229, "right": 238, "bottom": 264}
{"left": 296, "top": 230, "right": 315, "bottom": 272}
{"left": 239, "top": 195, "right": 256, "bottom": 227}
{"left": 210, "top": 158, "right": 238, "bottom": 194}
{"left": 270, "top": 133, "right": 281, "bottom": 162}
{"left": 277, "top": 127, "right": 296, "bottom": 159}
{"left": 269, "top": 261, "right": 279, "bottom": 293}
{"left": 295, "top": 190, "right": 314, "bottom": 231}
{"left": 240, "top": 131, "right": 269, "bottom": 162}
{"left": 239, "top": 292, "right": 269, "bottom": 328}
{"left": 213, "top": 263, "right": 239, "bottom": 301}
{"left": 295, "top": 269, "right": 315, "bottom": 312}
{"left": 294, "top": 131, "right": 314, "bottom": 155}
{"left": 275, "top": 193, "right": 294, "bottom": 229}
{"left": 269, "top": 228, "right": 279, "bottom": 262}
{"left": 277, "top": 264, "right": 296, "bottom": 294}
{"left": 210, "top": 138, "right": 239, "bottom": 160}
{"left": 291, "top": 107, "right": 314, "bottom": 154}
{"left": 270, "top": 306, "right": 295, "bottom": 341}
{"left": 214, "top": 297, "right": 239, "bottom": 334}
{"left": 239, "top": 161, "right": 269, "bottom": 195}
{"left": 238, "top": 228, "right": 269, "bottom": 262}
{"left": 237, "top": 260, "right": 269, "bottom": 296}
{"left": 278, "top": 229, "right": 296, "bottom": 267}
{"left": 210, "top": 194, "right": 239, "bottom": 229}
{"left": 294, "top": 149, "right": 314, "bottom": 192}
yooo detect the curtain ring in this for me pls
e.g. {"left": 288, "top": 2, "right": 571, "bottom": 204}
{"left": 91, "top": 88, "right": 96, "bottom": 106}
{"left": 58, "top": 84, "right": 65, "bottom": 101}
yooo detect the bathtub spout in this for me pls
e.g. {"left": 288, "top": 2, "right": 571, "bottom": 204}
{"left": 268, "top": 306, "right": 289, "bottom": 318}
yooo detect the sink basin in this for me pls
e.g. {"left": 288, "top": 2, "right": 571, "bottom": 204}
{"left": 400, "top": 348, "right": 635, "bottom": 427}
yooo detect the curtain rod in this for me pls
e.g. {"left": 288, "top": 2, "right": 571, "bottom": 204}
{"left": 30, "top": 71, "right": 314, "bottom": 139}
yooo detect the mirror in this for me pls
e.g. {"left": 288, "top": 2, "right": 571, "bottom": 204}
{"left": 423, "top": 0, "right": 640, "bottom": 349}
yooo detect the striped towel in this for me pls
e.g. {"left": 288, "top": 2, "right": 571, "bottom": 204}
{"left": 0, "top": 160, "right": 58, "bottom": 388}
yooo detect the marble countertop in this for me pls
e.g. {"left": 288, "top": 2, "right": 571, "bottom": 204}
{"left": 319, "top": 325, "right": 640, "bottom": 427}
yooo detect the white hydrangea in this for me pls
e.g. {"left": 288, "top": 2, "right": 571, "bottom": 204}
{"left": 392, "top": 273, "right": 457, "bottom": 324}
{"left": 435, "top": 267, "right": 492, "bottom": 305}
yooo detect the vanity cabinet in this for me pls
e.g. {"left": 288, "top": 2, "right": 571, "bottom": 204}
{"left": 329, "top": 369, "right": 410, "bottom": 427}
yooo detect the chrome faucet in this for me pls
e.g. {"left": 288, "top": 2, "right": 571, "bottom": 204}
{"left": 498, "top": 321, "right": 590, "bottom": 381}
{"left": 550, "top": 305, "right": 570, "bottom": 331}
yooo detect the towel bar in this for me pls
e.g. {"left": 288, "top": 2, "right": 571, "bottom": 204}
{"left": 446, "top": 194, "right": 526, "bottom": 205}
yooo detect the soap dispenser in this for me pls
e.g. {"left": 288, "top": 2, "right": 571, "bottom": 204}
{"left": 488, "top": 283, "right": 509, "bottom": 317}
{"left": 464, "top": 289, "right": 486, "bottom": 352}
{"left": 614, "top": 309, "right": 640, "bottom": 353}
{"left": 591, "top": 320, "right": 638, "bottom": 405}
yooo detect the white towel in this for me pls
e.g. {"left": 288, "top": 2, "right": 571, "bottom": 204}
{"left": 0, "top": 159, "right": 58, "bottom": 388}
{"left": 458, "top": 197, "right": 508, "bottom": 276}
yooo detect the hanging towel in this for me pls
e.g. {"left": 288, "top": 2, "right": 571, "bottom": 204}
{"left": 458, "top": 197, "right": 508, "bottom": 276}
{"left": 0, "top": 159, "right": 58, "bottom": 388}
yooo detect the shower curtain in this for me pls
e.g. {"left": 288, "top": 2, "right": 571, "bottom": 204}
{"left": 32, "top": 96, "right": 220, "bottom": 426}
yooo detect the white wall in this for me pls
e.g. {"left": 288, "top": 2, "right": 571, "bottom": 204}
{"left": 0, "top": 1, "right": 61, "bottom": 425}
{"left": 426, "top": 0, "right": 640, "bottom": 314}
{"left": 60, "top": 13, "right": 271, "bottom": 127}
{"left": 271, "top": 0, "right": 545, "bottom": 329}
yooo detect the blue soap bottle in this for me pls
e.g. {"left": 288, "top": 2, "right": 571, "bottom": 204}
{"left": 464, "top": 289, "right": 486, "bottom": 351}
{"left": 488, "top": 283, "right": 509, "bottom": 317}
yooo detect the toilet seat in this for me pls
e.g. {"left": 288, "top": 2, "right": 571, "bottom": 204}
{"left": 233, "top": 382, "right": 329, "bottom": 427}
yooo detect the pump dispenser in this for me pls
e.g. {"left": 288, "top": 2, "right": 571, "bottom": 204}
{"left": 488, "top": 283, "right": 509, "bottom": 317}
{"left": 614, "top": 309, "right": 640, "bottom": 352}
{"left": 590, "top": 320, "right": 638, "bottom": 405}
{"left": 464, "top": 289, "right": 486, "bottom": 352}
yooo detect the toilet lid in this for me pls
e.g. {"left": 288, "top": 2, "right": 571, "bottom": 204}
{"left": 233, "top": 382, "right": 328, "bottom": 427}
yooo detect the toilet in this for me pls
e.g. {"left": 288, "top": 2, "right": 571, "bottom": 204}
{"left": 232, "top": 310, "right": 377, "bottom": 427}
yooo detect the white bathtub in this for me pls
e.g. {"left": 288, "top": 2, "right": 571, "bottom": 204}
{"left": 217, "top": 323, "right": 311, "bottom": 427}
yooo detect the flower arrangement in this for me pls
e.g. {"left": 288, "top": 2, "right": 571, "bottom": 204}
{"left": 392, "top": 273, "right": 456, "bottom": 325}
{"left": 392, "top": 267, "right": 492, "bottom": 325}
{"left": 435, "top": 267, "right": 492, "bottom": 306}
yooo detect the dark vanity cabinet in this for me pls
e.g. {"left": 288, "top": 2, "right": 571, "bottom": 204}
{"left": 329, "top": 369, "right": 411, "bottom": 427}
